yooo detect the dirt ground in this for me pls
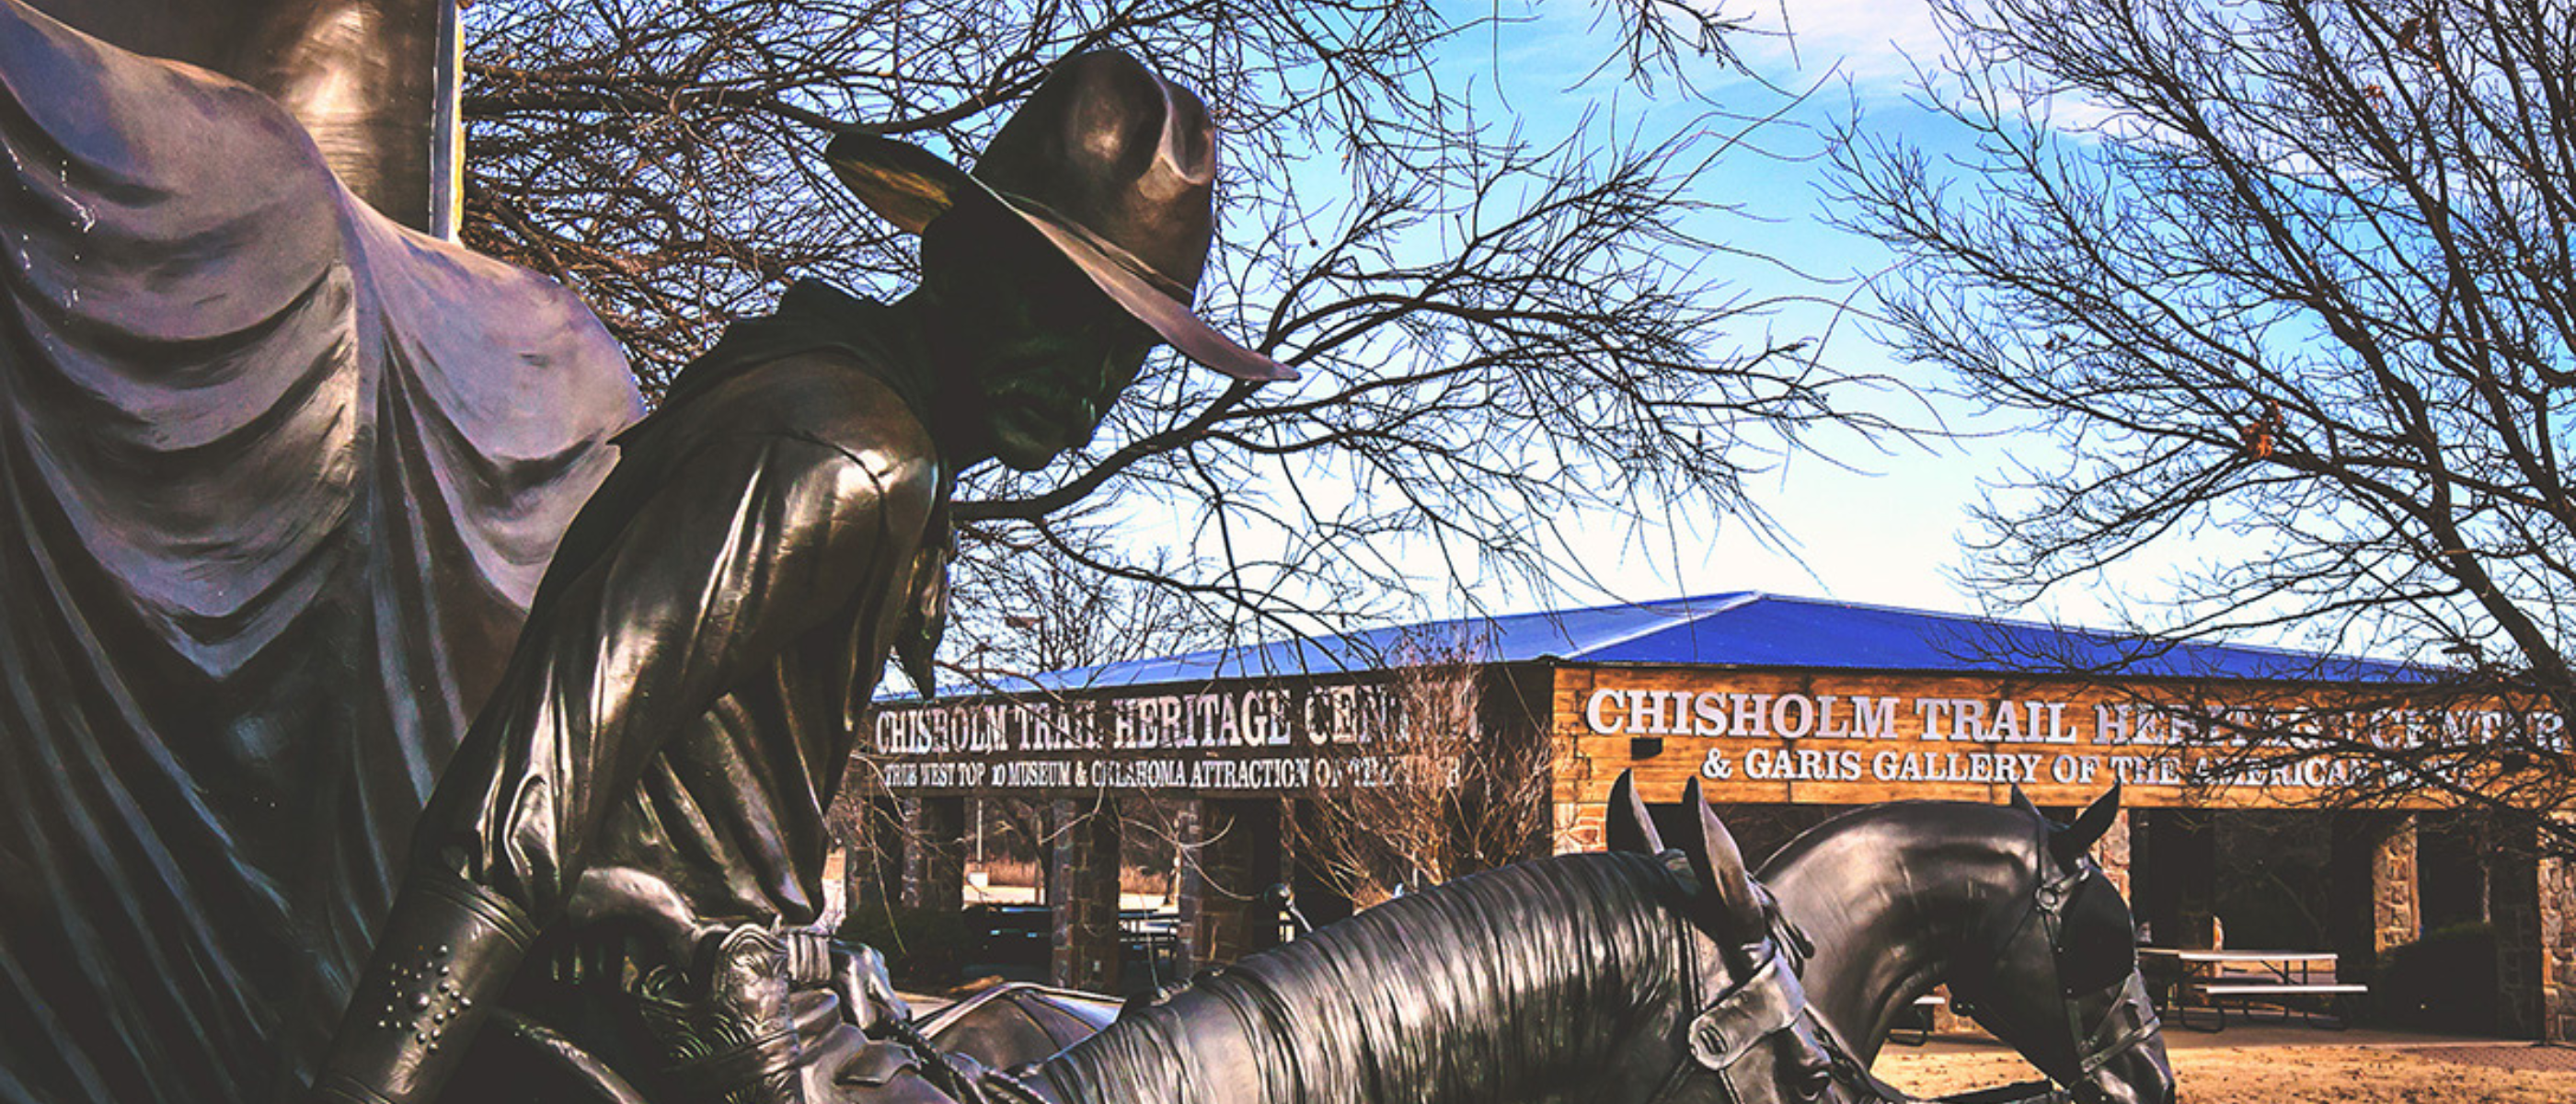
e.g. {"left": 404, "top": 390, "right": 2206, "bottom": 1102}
{"left": 906, "top": 982, "right": 2576, "bottom": 1104}
{"left": 1874, "top": 1041, "right": 2576, "bottom": 1103}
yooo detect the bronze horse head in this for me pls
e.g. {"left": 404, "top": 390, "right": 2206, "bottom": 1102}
{"left": 1763, "top": 786, "right": 2177, "bottom": 1104}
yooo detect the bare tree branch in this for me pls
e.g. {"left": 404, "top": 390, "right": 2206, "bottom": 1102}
{"left": 462, "top": 0, "right": 1917, "bottom": 677}
{"left": 1833, "top": 0, "right": 2576, "bottom": 854}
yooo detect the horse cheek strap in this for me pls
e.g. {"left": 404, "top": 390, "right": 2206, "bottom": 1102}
{"left": 1687, "top": 952, "right": 1806, "bottom": 1071}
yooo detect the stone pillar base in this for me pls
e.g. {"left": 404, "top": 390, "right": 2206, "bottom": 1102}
{"left": 2492, "top": 816, "right": 2576, "bottom": 1041}
{"left": 2329, "top": 811, "right": 2419, "bottom": 983}
{"left": 1179, "top": 798, "right": 1283, "bottom": 968}
{"left": 2093, "top": 808, "right": 2133, "bottom": 901}
{"left": 903, "top": 795, "right": 966, "bottom": 912}
{"left": 1050, "top": 798, "right": 1122, "bottom": 993}
{"left": 842, "top": 795, "right": 904, "bottom": 923}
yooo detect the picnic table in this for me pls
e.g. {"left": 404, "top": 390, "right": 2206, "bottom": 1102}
{"left": 2139, "top": 948, "right": 2368, "bottom": 1030}
{"left": 1890, "top": 992, "right": 1949, "bottom": 1046}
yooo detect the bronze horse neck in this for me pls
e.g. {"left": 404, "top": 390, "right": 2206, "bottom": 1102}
{"left": 1761, "top": 802, "right": 2045, "bottom": 1066}
{"left": 1020, "top": 852, "right": 1711, "bottom": 1104}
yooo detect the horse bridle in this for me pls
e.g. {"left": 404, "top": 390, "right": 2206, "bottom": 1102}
{"left": 1757, "top": 892, "right": 1915, "bottom": 1104}
{"left": 1937, "top": 850, "right": 2165, "bottom": 1104}
{"left": 1626, "top": 848, "right": 1926, "bottom": 1104}
{"left": 1679, "top": 934, "right": 1822, "bottom": 1103}
{"left": 1636, "top": 852, "right": 1843, "bottom": 1104}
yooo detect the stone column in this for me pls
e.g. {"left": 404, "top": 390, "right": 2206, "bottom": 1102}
{"left": 1050, "top": 798, "right": 1123, "bottom": 993}
{"left": 2490, "top": 817, "right": 2576, "bottom": 1041}
{"left": 1179, "top": 797, "right": 1284, "bottom": 967}
{"left": 2329, "top": 812, "right": 2419, "bottom": 980}
{"left": 2094, "top": 808, "right": 2134, "bottom": 901}
{"left": 2548, "top": 844, "right": 2576, "bottom": 1042}
{"left": 844, "top": 795, "right": 906, "bottom": 920}
{"left": 902, "top": 795, "right": 968, "bottom": 912}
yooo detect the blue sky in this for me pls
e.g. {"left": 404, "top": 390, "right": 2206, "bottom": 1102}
{"left": 1411, "top": 1, "right": 2030, "bottom": 621}
{"left": 1351, "top": 0, "right": 2276, "bottom": 635}
{"left": 1077, "top": 0, "right": 2294, "bottom": 644}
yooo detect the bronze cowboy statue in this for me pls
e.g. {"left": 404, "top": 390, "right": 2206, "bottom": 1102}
{"left": 0, "top": 8, "right": 2173, "bottom": 1104}
{"left": 302, "top": 51, "right": 1292, "bottom": 1104}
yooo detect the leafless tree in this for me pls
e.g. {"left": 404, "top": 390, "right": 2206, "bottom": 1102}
{"left": 1833, "top": 0, "right": 2576, "bottom": 854}
{"left": 460, "top": 0, "right": 1913, "bottom": 657}
{"left": 939, "top": 512, "right": 1222, "bottom": 693}
{"left": 1288, "top": 627, "right": 1550, "bottom": 904}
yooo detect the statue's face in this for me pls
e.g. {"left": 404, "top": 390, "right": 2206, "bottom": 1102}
{"left": 924, "top": 207, "right": 1157, "bottom": 471}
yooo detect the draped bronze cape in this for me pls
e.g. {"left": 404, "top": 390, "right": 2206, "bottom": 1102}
{"left": 19, "top": 0, "right": 456, "bottom": 233}
{"left": 0, "top": 4, "right": 639, "bottom": 1101}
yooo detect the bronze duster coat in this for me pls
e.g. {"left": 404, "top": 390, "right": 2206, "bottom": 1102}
{"left": 413, "top": 283, "right": 949, "bottom": 937}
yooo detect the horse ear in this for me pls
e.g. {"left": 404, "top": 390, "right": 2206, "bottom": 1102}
{"left": 2009, "top": 782, "right": 2043, "bottom": 821}
{"left": 1679, "top": 776, "right": 1765, "bottom": 940}
{"left": 2052, "top": 781, "right": 2123, "bottom": 865}
{"left": 1606, "top": 770, "right": 1664, "bottom": 855}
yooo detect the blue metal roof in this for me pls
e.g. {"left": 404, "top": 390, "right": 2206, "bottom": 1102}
{"left": 912, "top": 592, "right": 2423, "bottom": 698}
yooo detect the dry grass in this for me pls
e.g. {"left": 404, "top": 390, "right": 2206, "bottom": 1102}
{"left": 974, "top": 857, "right": 1040, "bottom": 890}
{"left": 966, "top": 858, "right": 1174, "bottom": 900}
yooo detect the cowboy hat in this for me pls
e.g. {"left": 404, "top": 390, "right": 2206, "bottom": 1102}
{"left": 824, "top": 51, "right": 1294, "bottom": 383}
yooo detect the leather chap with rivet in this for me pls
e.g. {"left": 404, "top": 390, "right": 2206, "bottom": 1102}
{"left": 307, "top": 870, "right": 538, "bottom": 1104}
